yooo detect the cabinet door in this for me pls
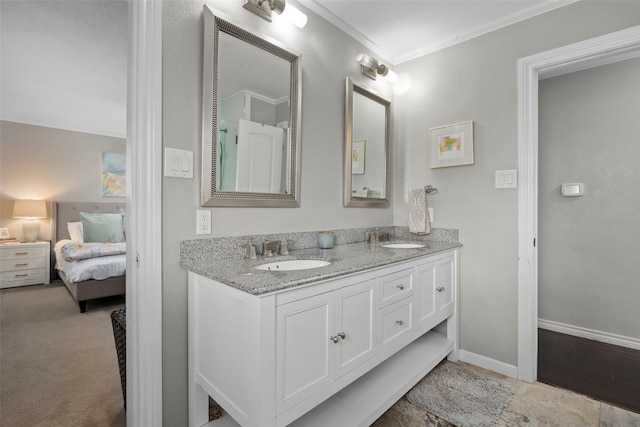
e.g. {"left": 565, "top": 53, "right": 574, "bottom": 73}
{"left": 435, "top": 255, "right": 455, "bottom": 317}
{"left": 276, "top": 292, "right": 333, "bottom": 413}
{"left": 334, "top": 279, "right": 377, "bottom": 378}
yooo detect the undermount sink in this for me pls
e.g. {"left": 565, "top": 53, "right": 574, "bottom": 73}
{"left": 255, "top": 259, "right": 331, "bottom": 271}
{"left": 380, "top": 243, "right": 427, "bottom": 249}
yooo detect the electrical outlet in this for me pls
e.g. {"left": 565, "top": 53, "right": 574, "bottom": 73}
{"left": 196, "top": 210, "right": 211, "bottom": 235}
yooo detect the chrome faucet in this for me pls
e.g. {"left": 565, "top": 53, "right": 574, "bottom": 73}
{"left": 262, "top": 240, "right": 288, "bottom": 257}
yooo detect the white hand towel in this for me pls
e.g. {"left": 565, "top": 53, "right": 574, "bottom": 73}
{"left": 408, "top": 188, "right": 431, "bottom": 235}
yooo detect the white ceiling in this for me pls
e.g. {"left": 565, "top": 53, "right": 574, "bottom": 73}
{"left": 0, "top": 0, "right": 572, "bottom": 138}
{"left": 299, "top": 0, "right": 573, "bottom": 64}
{"left": 1, "top": 1, "right": 128, "bottom": 138}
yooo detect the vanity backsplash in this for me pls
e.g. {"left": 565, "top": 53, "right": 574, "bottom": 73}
{"left": 180, "top": 226, "right": 458, "bottom": 262}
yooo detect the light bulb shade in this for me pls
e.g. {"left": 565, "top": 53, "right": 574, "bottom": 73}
{"left": 279, "top": 3, "right": 307, "bottom": 28}
{"left": 12, "top": 200, "right": 47, "bottom": 218}
{"left": 384, "top": 69, "right": 398, "bottom": 83}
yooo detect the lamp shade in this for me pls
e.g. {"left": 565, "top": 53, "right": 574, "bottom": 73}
{"left": 12, "top": 200, "right": 47, "bottom": 218}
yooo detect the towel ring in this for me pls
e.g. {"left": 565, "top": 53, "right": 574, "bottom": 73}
{"left": 425, "top": 185, "right": 438, "bottom": 194}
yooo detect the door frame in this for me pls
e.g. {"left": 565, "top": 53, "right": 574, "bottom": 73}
{"left": 516, "top": 25, "right": 640, "bottom": 382}
{"left": 127, "top": 0, "right": 163, "bottom": 424}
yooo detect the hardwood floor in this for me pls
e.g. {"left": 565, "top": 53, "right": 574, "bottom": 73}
{"left": 538, "top": 328, "right": 640, "bottom": 414}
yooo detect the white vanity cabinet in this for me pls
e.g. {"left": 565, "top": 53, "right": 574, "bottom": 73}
{"left": 188, "top": 249, "right": 458, "bottom": 427}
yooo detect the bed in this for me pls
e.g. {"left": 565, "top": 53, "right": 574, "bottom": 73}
{"left": 51, "top": 202, "right": 126, "bottom": 313}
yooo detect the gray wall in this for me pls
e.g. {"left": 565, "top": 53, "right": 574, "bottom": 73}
{"left": 538, "top": 58, "right": 640, "bottom": 339}
{"left": 0, "top": 120, "right": 125, "bottom": 241}
{"left": 393, "top": 1, "right": 640, "bottom": 367}
{"left": 161, "top": 2, "right": 393, "bottom": 424}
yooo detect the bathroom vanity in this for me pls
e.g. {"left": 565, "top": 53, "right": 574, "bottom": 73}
{"left": 184, "top": 236, "right": 460, "bottom": 427}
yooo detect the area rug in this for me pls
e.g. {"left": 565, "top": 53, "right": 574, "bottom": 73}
{"left": 406, "top": 361, "right": 515, "bottom": 427}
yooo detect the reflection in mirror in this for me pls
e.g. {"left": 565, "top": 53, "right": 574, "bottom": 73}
{"left": 344, "top": 78, "right": 392, "bottom": 207}
{"left": 202, "top": 6, "right": 302, "bottom": 207}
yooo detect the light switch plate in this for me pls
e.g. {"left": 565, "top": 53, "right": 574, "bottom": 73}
{"left": 495, "top": 169, "right": 517, "bottom": 189}
{"left": 164, "top": 148, "right": 194, "bottom": 179}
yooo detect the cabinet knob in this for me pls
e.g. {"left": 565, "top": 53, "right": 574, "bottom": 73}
{"left": 330, "top": 332, "right": 346, "bottom": 343}
{"left": 436, "top": 286, "right": 445, "bottom": 292}
{"left": 395, "top": 320, "right": 404, "bottom": 326}
{"left": 396, "top": 284, "right": 404, "bottom": 290}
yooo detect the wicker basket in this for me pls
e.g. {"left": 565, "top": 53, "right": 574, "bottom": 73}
{"left": 111, "top": 307, "right": 126, "bottom": 408}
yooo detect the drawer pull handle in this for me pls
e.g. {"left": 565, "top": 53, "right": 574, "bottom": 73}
{"left": 396, "top": 284, "right": 404, "bottom": 290}
{"left": 15, "top": 263, "right": 29, "bottom": 267}
{"left": 436, "top": 286, "right": 445, "bottom": 292}
{"left": 15, "top": 274, "right": 29, "bottom": 278}
{"left": 330, "top": 335, "right": 339, "bottom": 343}
{"left": 337, "top": 332, "right": 346, "bottom": 340}
{"left": 14, "top": 252, "right": 29, "bottom": 256}
{"left": 395, "top": 320, "right": 404, "bottom": 326}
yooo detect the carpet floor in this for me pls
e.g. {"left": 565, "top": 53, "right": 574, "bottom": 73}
{"left": 0, "top": 283, "right": 125, "bottom": 427}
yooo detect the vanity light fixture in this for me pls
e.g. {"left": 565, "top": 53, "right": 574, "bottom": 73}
{"left": 242, "top": 0, "right": 308, "bottom": 28}
{"left": 356, "top": 53, "right": 398, "bottom": 83}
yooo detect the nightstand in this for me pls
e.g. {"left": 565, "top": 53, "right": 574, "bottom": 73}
{"left": 0, "top": 242, "right": 51, "bottom": 289}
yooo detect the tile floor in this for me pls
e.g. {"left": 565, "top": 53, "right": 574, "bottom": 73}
{"left": 372, "top": 362, "right": 640, "bottom": 427}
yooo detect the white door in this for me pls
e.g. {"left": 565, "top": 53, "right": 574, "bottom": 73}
{"left": 236, "top": 119, "right": 285, "bottom": 193}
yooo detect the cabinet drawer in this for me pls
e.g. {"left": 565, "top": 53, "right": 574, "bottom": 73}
{"left": 1, "top": 268, "right": 45, "bottom": 283}
{"left": 0, "top": 246, "right": 46, "bottom": 260}
{"left": 380, "top": 298, "right": 413, "bottom": 349}
{"left": 0, "top": 257, "right": 46, "bottom": 272}
{"left": 379, "top": 268, "right": 413, "bottom": 307}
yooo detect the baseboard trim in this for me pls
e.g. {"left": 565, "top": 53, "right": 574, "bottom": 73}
{"left": 459, "top": 349, "right": 518, "bottom": 379}
{"left": 538, "top": 319, "right": 640, "bottom": 351}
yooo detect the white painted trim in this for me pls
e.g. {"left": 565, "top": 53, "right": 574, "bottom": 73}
{"left": 127, "top": 0, "right": 163, "bottom": 425}
{"left": 459, "top": 350, "right": 518, "bottom": 379}
{"left": 538, "top": 319, "right": 640, "bottom": 351}
{"left": 517, "top": 25, "right": 640, "bottom": 383}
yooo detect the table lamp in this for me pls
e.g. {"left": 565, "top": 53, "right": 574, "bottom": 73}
{"left": 12, "top": 200, "right": 47, "bottom": 243}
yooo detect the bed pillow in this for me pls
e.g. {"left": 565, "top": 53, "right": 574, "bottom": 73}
{"left": 67, "top": 221, "right": 84, "bottom": 242}
{"left": 80, "top": 212, "right": 126, "bottom": 243}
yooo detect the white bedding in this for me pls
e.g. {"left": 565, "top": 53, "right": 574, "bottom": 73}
{"left": 54, "top": 239, "right": 126, "bottom": 283}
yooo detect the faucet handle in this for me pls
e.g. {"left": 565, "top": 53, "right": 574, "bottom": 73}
{"left": 279, "top": 240, "right": 289, "bottom": 255}
{"left": 239, "top": 242, "right": 257, "bottom": 260}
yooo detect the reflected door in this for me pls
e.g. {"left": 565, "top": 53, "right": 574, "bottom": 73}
{"left": 236, "top": 119, "right": 285, "bottom": 193}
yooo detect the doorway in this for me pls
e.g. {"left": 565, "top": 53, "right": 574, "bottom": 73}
{"left": 516, "top": 25, "right": 640, "bottom": 383}
{"left": 535, "top": 58, "right": 640, "bottom": 413}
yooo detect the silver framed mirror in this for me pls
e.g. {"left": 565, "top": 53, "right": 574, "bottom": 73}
{"left": 344, "top": 78, "right": 392, "bottom": 207}
{"left": 201, "top": 5, "right": 302, "bottom": 207}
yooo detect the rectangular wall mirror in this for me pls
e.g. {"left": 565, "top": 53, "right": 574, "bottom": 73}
{"left": 201, "top": 5, "right": 302, "bottom": 207}
{"left": 344, "top": 78, "right": 392, "bottom": 207}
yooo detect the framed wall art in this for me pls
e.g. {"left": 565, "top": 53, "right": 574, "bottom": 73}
{"left": 429, "top": 121, "right": 474, "bottom": 168}
{"left": 352, "top": 139, "right": 366, "bottom": 175}
{"left": 101, "top": 152, "right": 126, "bottom": 197}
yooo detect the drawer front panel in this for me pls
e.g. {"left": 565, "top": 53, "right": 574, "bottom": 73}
{"left": 0, "top": 246, "right": 46, "bottom": 260}
{"left": 379, "top": 268, "right": 413, "bottom": 307}
{"left": 0, "top": 268, "right": 45, "bottom": 283}
{"left": 380, "top": 298, "right": 413, "bottom": 348}
{"left": 0, "top": 257, "right": 46, "bottom": 272}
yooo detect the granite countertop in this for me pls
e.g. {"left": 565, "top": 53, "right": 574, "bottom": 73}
{"left": 181, "top": 239, "right": 462, "bottom": 296}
